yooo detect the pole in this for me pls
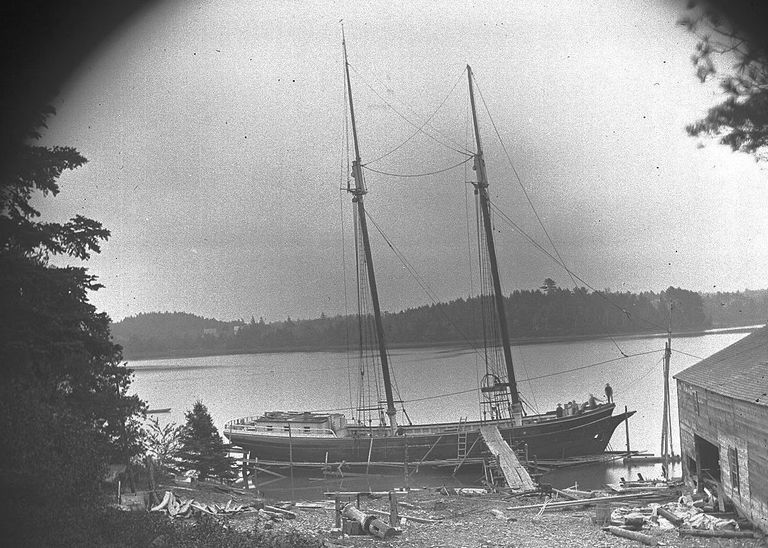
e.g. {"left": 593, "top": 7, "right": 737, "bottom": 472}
{"left": 288, "top": 423, "right": 294, "bottom": 498}
{"left": 467, "top": 65, "right": 520, "bottom": 408}
{"left": 624, "top": 405, "right": 631, "bottom": 454}
{"left": 342, "top": 31, "right": 397, "bottom": 432}
{"left": 661, "top": 302, "right": 673, "bottom": 477}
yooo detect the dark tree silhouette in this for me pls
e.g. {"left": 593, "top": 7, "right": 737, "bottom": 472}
{"left": 176, "top": 400, "right": 236, "bottom": 481}
{"left": 0, "top": 108, "right": 146, "bottom": 543}
{"left": 679, "top": 1, "right": 768, "bottom": 160}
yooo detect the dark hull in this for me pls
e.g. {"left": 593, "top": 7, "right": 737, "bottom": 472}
{"left": 226, "top": 404, "right": 633, "bottom": 466}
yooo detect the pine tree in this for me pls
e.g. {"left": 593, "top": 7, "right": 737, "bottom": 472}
{"left": 176, "top": 400, "right": 235, "bottom": 481}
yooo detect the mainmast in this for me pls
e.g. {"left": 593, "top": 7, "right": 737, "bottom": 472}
{"left": 343, "top": 36, "right": 397, "bottom": 432}
{"left": 467, "top": 66, "right": 522, "bottom": 418}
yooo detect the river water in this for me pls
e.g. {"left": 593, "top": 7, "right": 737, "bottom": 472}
{"left": 128, "top": 327, "right": 757, "bottom": 496}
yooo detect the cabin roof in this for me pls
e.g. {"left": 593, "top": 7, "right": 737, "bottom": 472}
{"left": 674, "top": 326, "right": 768, "bottom": 407}
{"left": 256, "top": 411, "right": 333, "bottom": 423}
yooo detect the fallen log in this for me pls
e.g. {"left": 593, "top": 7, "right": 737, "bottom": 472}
{"left": 603, "top": 526, "right": 658, "bottom": 546}
{"left": 678, "top": 528, "right": 758, "bottom": 539}
{"left": 264, "top": 505, "right": 296, "bottom": 519}
{"left": 258, "top": 508, "right": 283, "bottom": 521}
{"left": 342, "top": 503, "right": 396, "bottom": 539}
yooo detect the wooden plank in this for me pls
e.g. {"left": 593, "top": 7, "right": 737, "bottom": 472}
{"left": 507, "top": 492, "right": 659, "bottom": 511}
{"left": 479, "top": 425, "right": 536, "bottom": 491}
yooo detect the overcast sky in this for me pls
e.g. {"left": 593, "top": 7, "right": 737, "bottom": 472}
{"left": 37, "top": 0, "right": 767, "bottom": 323}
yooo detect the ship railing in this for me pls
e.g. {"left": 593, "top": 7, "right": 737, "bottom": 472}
{"left": 224, "top": 421, "right": 338, "bottom": 438}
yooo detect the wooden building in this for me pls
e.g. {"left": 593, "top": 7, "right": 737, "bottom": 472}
{"left": 675, "top": 326, "right": 768, "bottom": 533}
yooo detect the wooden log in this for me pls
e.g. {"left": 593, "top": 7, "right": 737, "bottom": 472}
{"left": 264, "top": 505, "right": 296, "bottom": 519}
{"left": 656, "top": 507, "right": 683, "bottom": 527}
{"left": 603, "top": 526, "right": 657, "bottom": 546}
{"left": 679, "top": 528, "right": 758, "bottom": 539}
{"left": 342, "top": 503, "right": 396, "bottom": 539}
{"left": 367, "top": 508, "right": 439, "bottom": 524}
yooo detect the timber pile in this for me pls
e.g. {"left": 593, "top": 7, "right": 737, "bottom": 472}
{"left": 150, "top": 490, "right": 260, "bottom": 519}
{"left": 598, "top": 492, "right": 764, "bottom": 543}
{"left": 479, "top": 425, "right": 536, "bottom": 491}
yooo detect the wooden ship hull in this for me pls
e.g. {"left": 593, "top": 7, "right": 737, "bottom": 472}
{"left": 224, "top": 404, "right": 634, "bottom": 467}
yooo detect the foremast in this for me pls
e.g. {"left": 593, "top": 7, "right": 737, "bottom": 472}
{"left": 467, "top": 65, "right": 522, "bottom": 422}
{"left": 343, "top": 36, "right": 397, "bottom": 433}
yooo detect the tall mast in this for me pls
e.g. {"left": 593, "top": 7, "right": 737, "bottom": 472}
{"left": 343, "top": 35, "right": 397, "bottom": 432}
{"left": 467, "top": 65, "right": 520, "bottom": 408}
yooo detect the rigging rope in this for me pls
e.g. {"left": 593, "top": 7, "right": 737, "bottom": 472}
{"left": 348, "top": 63, "right": 473, "bottom": 157}
{"left": 362, "top": 157, "right": 472, "bottom": 178}
{"left": 487, "top": 200, "right": 667, "bottom": 333}
{"left": 364, "top": 66, "right": 470, "bottom": 166}
{"left": 471, "top": 76, "right": 667, "bottom": 335}
{"left": 308, "top": 348, "right": 663, "bottom": 413}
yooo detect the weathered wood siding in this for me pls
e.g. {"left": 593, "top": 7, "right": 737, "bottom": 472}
{"left": 677, "top": 379, "right": 768, "bottom": 533}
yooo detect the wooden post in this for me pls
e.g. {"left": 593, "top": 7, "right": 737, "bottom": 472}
{"left": 288, "top": 423, "right": 294, "bottom": 498}
{"left": 403, "top": 433, "right": 409, "bottom": 488}
{"left": 624, "top": 405, "right": 631, "bottom": 454}
{"left": 335, "top": 496, "right": 341, "bottom": 528}
{"left": 241, "top": 450, "right": 249, "bottom": 490}
{"left": 366, "top": 436, "right": 374, "bottom": 475}
{"left": 146, "top": 455, "right": 157, "bottom": 505}
{"left": 117, "top": 479, "right": 121, "bottom": 504}
{"left": 389, "top": 491, "right": 399, "bottom": 526}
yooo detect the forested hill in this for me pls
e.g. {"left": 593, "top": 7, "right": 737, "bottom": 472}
{"left": 112, "top": 286, "right": 768, "bottom": 359}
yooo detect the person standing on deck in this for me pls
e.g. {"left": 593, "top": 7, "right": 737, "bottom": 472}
{"left": 605, "top": 382, "right": 613, "bottom": 403}
{"left": 556, "top": 403, "right": 563, "bottom": 418}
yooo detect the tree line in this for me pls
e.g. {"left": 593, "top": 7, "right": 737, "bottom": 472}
{"left": 114, "top": 284, "right": 767, "bottom": 359}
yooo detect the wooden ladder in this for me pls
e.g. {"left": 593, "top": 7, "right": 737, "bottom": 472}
{"left": 456, "top": 417, "right": 468, "bottom": 461}
{"left": 483, "top": 455, "right": 507, "bottom": 489}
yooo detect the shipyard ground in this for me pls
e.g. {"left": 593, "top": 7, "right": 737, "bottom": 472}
{"left": 145, "top": 481, "right": 766, "bottom": 547}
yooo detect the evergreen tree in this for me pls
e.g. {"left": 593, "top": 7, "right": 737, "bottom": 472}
{"left": 679, "top": 1, "right": 768, "bottom": 159}
{"left": 176, "top": 400, "right": 235, "bottom": 481}
{"left": 0, "top": 108, "right": 146, "bottom": 542}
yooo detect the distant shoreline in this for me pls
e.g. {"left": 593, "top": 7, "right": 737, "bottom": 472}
{"left": 121, "top": 323, "right": 762, "bottom": 363}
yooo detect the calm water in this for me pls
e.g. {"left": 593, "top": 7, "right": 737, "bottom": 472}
{"left": 128, "top": 327, "right": 756, "bottom": 494}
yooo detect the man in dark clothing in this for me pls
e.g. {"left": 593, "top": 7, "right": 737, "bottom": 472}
{"left": 605, "top": 382, "right": 613, "bottom": 403}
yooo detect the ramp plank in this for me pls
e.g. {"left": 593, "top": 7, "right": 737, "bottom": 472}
{"left": 479, "top": 425, "right": 536, "bottom": 491}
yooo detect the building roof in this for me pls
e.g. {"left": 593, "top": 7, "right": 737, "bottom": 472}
{"left": 674, "top": 326, "right": 768, "bottom": 407}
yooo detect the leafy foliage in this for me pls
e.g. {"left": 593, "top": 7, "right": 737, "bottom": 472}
{"left": 176, "top": 400, "right": 236, "bottom": 481}
{"left": 143, "top": 416, "right": 183, "bottom": 472}
{"left": 679, "top": 1, "right": 768, "bottom": 159}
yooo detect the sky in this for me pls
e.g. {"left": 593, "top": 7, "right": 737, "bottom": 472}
{"left": 36, "top": 0, "right": 768, "bottom": 323}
